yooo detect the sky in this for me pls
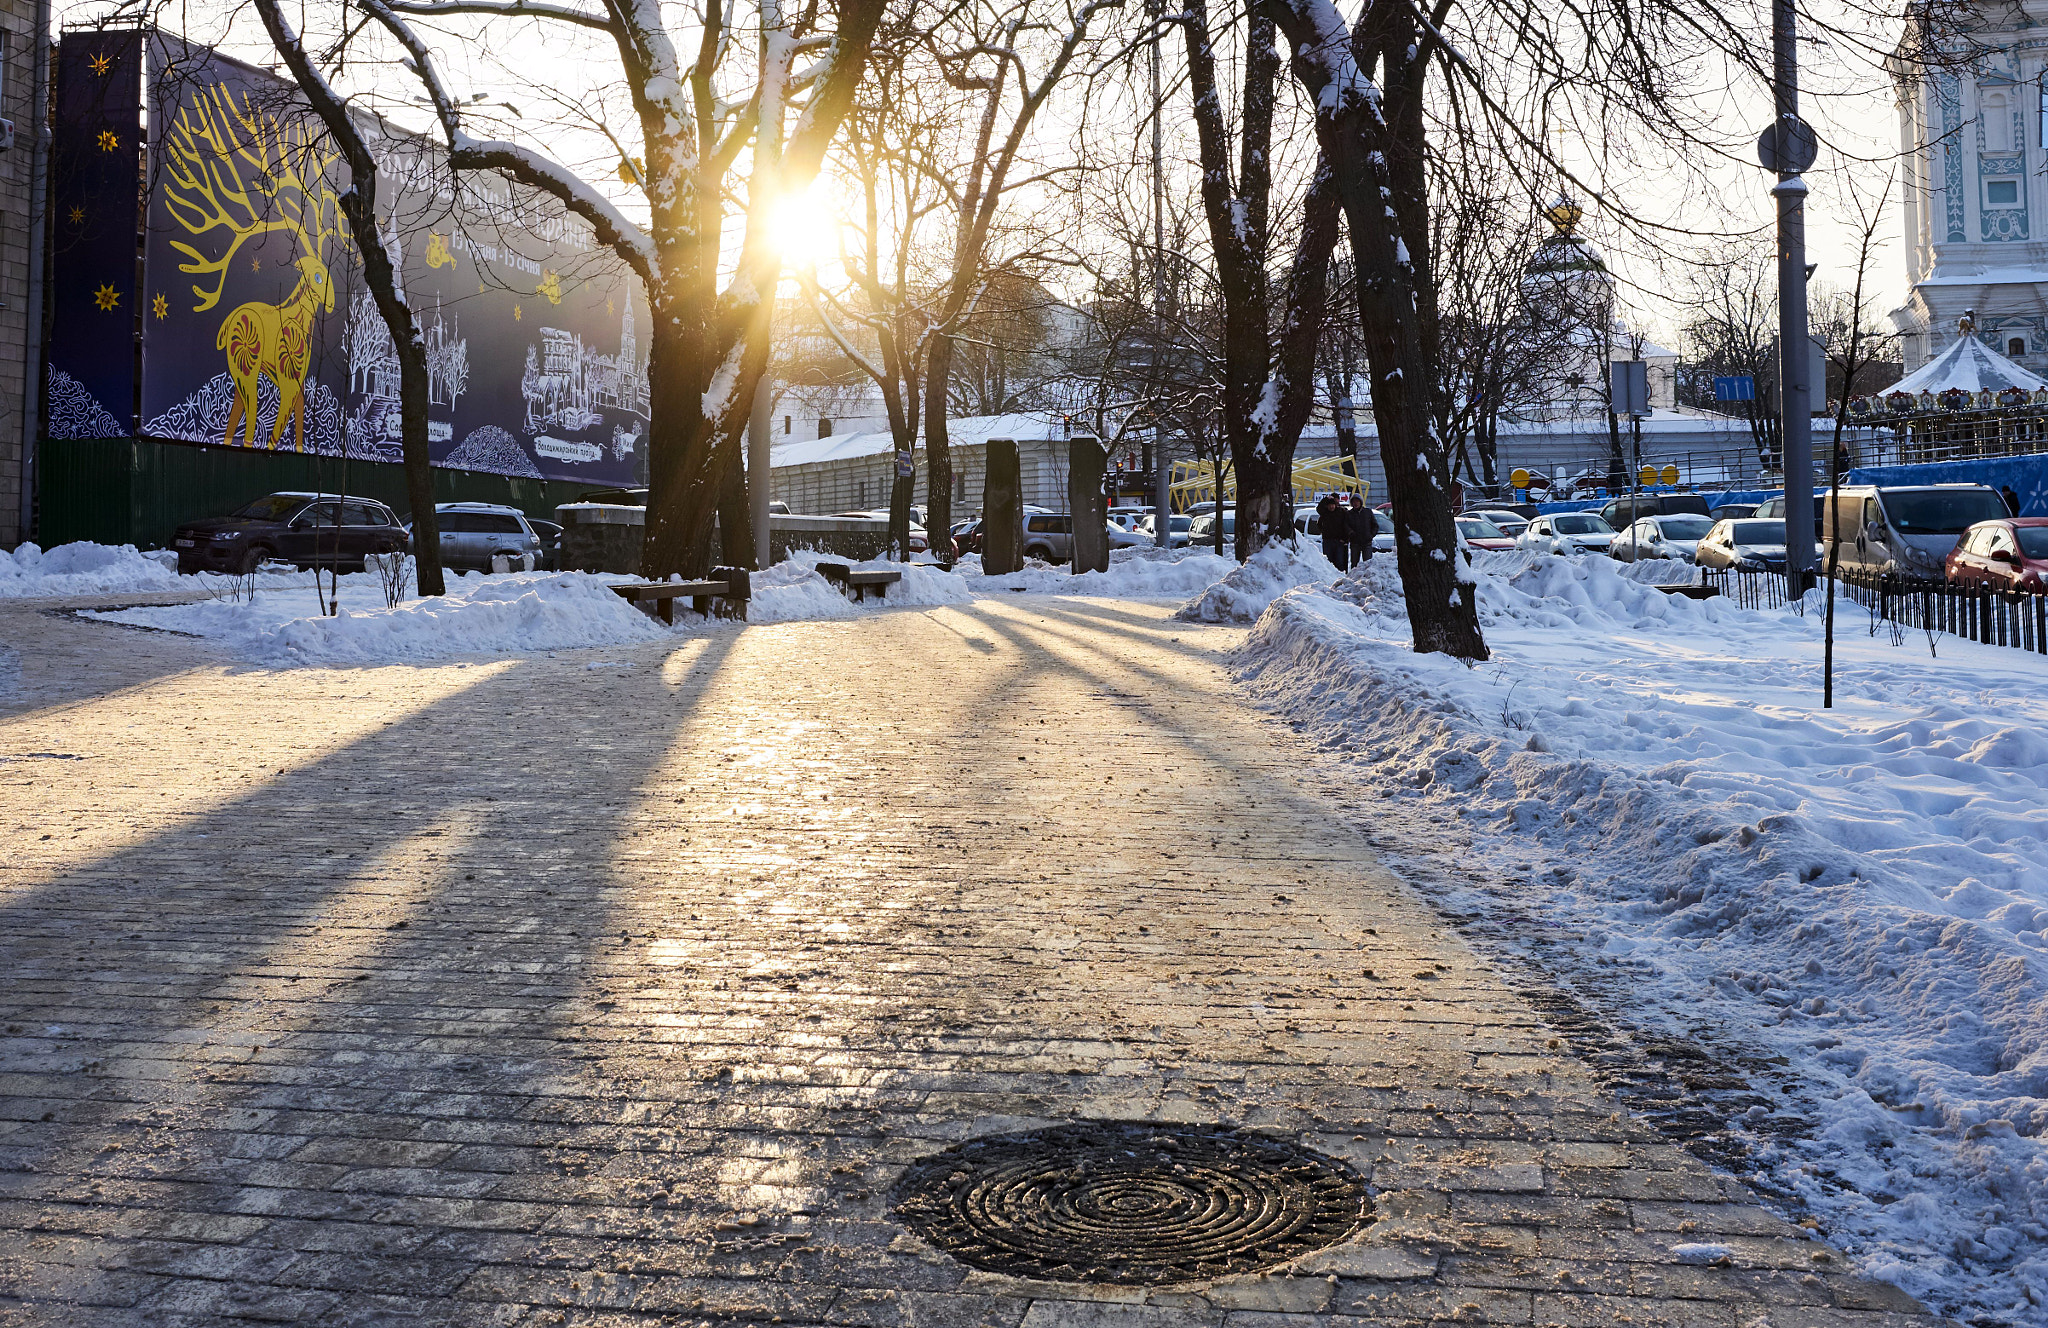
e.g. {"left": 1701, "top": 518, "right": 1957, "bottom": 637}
{"left": 70, "top": 0, "right": 1922, "bottom": 356}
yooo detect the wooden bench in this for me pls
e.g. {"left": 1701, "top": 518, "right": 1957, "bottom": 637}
{"left": 611, "top": 567, "right": 751, "bottom": 622}
{"left": 1654, "top": 582, "right": 1720, "bottom": 600}
{"left": 816, "top": 561, "right": 904, "bottom": 603}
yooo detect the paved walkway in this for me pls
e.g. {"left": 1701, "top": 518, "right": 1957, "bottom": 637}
{"left": 0, "top": 597, "right": 1941, "bottom": 1325}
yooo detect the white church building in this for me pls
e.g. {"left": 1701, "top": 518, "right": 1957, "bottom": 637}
{"left": 1892, "top": 10, "right": 2048, "bottom": 369}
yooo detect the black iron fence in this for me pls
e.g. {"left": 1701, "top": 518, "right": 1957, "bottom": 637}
{"left": 1693, "top": 566, "right": 2048, "bottom": 655}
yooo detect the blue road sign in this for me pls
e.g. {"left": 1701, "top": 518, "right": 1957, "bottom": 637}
{"left": 1715, "top": 375, "right": 1756, "bottom": 402}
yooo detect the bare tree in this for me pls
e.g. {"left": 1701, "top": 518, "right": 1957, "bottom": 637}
{"left": 367, "top": 0, "right": 887, "bottom": 577}
{"left": 250, "top": 0, "right": 447, "bottom": 597}
{"left": 1676, "top": 251, "right": 1783, "bottom": 476}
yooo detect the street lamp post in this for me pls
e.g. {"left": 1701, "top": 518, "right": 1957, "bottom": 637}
{"left": 1769, "top": 0, "right": 1816, "bottom": 596}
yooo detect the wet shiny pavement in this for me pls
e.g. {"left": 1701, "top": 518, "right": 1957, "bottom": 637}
{"left": 0, "top": 597, "right": 1941, "bottom": 1325}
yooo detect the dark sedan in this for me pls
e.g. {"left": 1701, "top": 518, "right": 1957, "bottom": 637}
{"left": 173, "top": 492, "right": 408, "bottom": 573}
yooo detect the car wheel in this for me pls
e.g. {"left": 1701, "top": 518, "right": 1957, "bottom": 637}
{"left": 239, "top": 546, "right": 273, "bottom": 574}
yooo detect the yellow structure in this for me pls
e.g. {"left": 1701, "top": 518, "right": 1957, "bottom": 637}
{"left": 1168, "top": 455, "right": 1368, "bottom": 512}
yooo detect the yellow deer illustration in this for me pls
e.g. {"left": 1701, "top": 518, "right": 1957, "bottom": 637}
{"left": 161, "top": 83, "right": 347, "bottom": 451}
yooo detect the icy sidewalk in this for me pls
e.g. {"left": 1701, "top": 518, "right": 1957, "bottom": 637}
{"left": 1234, "top": 553, "right": 2048, "bottom": 1324}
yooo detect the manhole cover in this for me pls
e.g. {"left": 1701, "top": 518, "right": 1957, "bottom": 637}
{"left": 891, "top": 1120, "right": 1369, "bottom": 1284}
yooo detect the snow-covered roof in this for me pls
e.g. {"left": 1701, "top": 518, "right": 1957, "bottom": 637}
{"left": 769, "top": 411, "right": 1066, "bottom": 469}
{"left": 1889, "top": 331, "right": 2048, "bottom": 396}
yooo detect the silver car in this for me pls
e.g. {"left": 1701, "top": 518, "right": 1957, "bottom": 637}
{"left": 1614, "top": 513, "right": 1715, "bottom": 562}
{"left": 430, "top": 502, "right": 543, "bottom": 572}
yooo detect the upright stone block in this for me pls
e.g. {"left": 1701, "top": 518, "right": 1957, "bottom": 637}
{"left": 984, "top": 439, "right": 1022, "bottom": 574}
{"left": 1068, "top": 436, "right": 1109, "bottom": 574}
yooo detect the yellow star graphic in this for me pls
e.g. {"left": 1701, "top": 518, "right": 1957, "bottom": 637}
{"left": 513, "top": 304, "right": 522, "bottom": 322}
{"left": 97, "top": 130, "right": 118, "bottom": 152}
{"left": 66, "top": 205, "right": 83, "bottom": 225}
{"left": 151, "top": 292, "right": 167, "bottom": 320}
{"left": 88, "top": 53, "right": 111, "bottom": 76}
{"left": 251, "top": 256, "right": 260, "bottom": 272}
{"left": 93, "top": 283, "right": 120, "bottom": 311}
{"left": 607, "top": 298, "right": 615, "bottom": 316}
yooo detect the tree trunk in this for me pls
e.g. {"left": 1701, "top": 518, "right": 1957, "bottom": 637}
{"left": 1264, "top": 0, "right": 1487, "bottom": 660}
{"left": 924, "top": 334, "right": 956, "bottom": 564}
{"left": 642, "top": 308, "right": 723, "bottom": 579}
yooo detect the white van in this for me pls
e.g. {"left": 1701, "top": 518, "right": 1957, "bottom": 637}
{"left": 1823, "top": 484, "right": 2011, "bottom": 579}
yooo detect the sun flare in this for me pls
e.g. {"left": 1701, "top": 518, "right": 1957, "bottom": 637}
{"left": 768, "top": 186, "right": 838, "bottom": 268}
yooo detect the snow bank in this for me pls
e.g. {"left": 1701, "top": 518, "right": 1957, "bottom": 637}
{"left": 963, "top": 546, "right": 1239, "bottom": 599}
{"left": 0, "top": 541, "right": 186, "bottom": 598}
{"left": 92, "top": 570, "right": 674, "bottom": 664}
{"left": 1176, "top": 541, "right": 1341, "bottom": 622}
{"left": 1236, "top": 553, "right": 2048, "bottom": 1322}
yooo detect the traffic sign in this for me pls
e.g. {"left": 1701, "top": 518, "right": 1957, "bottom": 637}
{"left": 1714, "top": 375, "right": 1756, "bottom": 402}
{"left": 1757, "top": 116, "right": 1819, "bottom": 174}
{"left": 1509, "top": 468, "right": 1531, "bottom": 489}
{"left": 1638, "top": 465, "right": 1657, "bottom": 486}
{"left": 1659, "top": 464, "right": 1680, "bottom": 485}
{"left": 1611, "top": 360, "right": 1650, "bottom": 418}
{"left": 894, "top": 450, "right": 914, "bottom": 479}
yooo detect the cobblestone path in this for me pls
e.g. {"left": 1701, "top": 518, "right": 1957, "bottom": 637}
{"left": 0, "top": 597, "right": 1942, "bottom": 1326}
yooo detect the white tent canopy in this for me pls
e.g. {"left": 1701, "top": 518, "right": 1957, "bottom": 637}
{"left": 1889, "top": 329, "right": 2048, "bottom": 396}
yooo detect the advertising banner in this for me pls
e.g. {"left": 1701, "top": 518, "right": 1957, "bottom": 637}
{"left": 45, "top": 30, "right": 143, "bottom": 440}
{"left": 48, "top": 31, "right": 647, "bottom": 487}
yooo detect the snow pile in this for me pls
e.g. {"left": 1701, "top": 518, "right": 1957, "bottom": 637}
{"left": 747, "top": 559, "right": 860, "bottom": 624}
{"left": 1176, "top": 541, "right": 1340, "bottom": 622}
{"left": 0, "top": 541, "right": 185, "bottom": 598}
{"left": 92, "top": 570, "right": 674, "bottom": 664}
{"left": 964, "top": 546, "right": 1239, "bottom": 599}
{"left": 1235, "top": 554, "right": 2048, "bottom": 1322}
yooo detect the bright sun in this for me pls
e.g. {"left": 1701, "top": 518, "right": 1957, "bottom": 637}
{"left": 769, "top": 186, "right": 837, "bottom": 268}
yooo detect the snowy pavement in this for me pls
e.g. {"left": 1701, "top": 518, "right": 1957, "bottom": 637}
{"left": 1236, "top": 550, "right": 2048, "bottom": 1324}
{"left": 0, "top": 595, "right": 1936, "bottom": 1325}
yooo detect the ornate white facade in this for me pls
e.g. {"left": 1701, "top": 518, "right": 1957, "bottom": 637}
{"left": 1892, "top": 11, "right": 2048, "bottom": 371}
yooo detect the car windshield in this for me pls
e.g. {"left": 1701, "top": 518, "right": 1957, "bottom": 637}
{"left": 2017, "top": 527, "right": 2048, "bottom": 559}
{"left": 1882, "top": 489, "right": 2013, "bottom": 534}
{"left": 1658, "top": 517, "right": 1714, "bottom": 539}
{"left": 1729, "top": 520, "right": 1785, "bottom": 544}
{"left": 1552, "top": 514, "right": 1610, "bottom": 534}
{"left": 1457, "top": 518, "right": 1505, "bottom": 539}
{"left": 231, "top": 494, "right": 308, "bottom": 520}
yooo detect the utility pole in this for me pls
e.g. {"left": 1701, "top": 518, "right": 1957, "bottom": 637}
{"left": 1768, "top": 0, "right": 1816, "bottom": 596}
{"left": 1149, "top": 0, "right": 1171, "bottom": 548}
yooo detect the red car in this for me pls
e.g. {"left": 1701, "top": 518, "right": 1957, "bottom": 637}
{"left": 1946, "top": 516, "right": 2048, "bottom": 591}
{"left": 1455, "top": 515, "right": 1518, "bottom": 551}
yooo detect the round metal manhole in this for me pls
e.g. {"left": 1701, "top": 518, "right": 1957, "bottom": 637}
{"left": 891, "top": 1120, "right": 1369, "bottom": 1285}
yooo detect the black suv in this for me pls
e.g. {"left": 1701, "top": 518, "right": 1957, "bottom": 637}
{"left": 1597, "top": 492, "right": 1709, "bottom": 531}
{"left": 173, "top": 492, "right": 409, "bottom": 574}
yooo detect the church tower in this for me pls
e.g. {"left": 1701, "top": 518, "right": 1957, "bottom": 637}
{"left": 1891, "top": 7, "right": 2048, "bottom": 371}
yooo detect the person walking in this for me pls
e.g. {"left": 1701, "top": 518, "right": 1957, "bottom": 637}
{"left": 2003, "top": 484, "right": 2023, "bottom": 517}
{"left": 1346, "top": 494, "right": 1376, "bottom": 568}
{"left": 1316, "top": 492, "right": 1348, "bottom": 569}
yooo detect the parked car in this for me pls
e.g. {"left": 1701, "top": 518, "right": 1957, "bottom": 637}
{"left": 1945, "top": 517, "right": 2048, "bottom": 591}
{"left": 1105, "top": 520, "right": 1150, "bottom": 551}
{"left": 1187, "top": 511, "right": 1236, "bottom": 547}
{"left": 1709, "top": 503, "right": 1758, "bottom": 521}
{"left": 1455, "top": 516, "right": 1517, "bottom": 551}
{"left": 1613, "top": 513, "right": 1716, "bottom": 562}
{"left": 1464, "top": 507, "right": 1529, "bottom": 538}
{"left": 1599, "top": 492, "right": 1709, "bottom": 531}
{"left": 526, "top": 518, "right": 564, "bottom": 571}
{"left": 1138, "top": 513, "right": 1194, "bottom": 547}
{"left": 1516, "top": 512, "right": 1617, "bottom": 555}
{"left": 1823, "top": 484, "right": 2011, "bottom": 581}
{"left": 1752, "top": 493, "right": 1823, "bottom": 539}
{"left": 1695, "top": 518, "right": 1793, "bottom": 572}
{"left": 951, "top": 518, "right": 982, "bottom": 558}
{"left": 418, "top": 502, "right": 546, "bottom": 573}
{"left": 1022, "top": 511, "right": 1074, "bottom": 562}
{"left": 173, "top": 492, "right": 407, "bottom": 574}
{"left": 836, "top": 510, "right": 930, "bottom": 554}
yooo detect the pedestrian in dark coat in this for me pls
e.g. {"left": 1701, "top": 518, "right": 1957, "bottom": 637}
{"left": 2003, "top": 485, "right": 2023, "bottom": 516}
{"left": 1346, "top": 495, "right": 1377, "bottom": 567}
{"left": 1317, "top": 493, "right": 1348, "bottom": 569}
